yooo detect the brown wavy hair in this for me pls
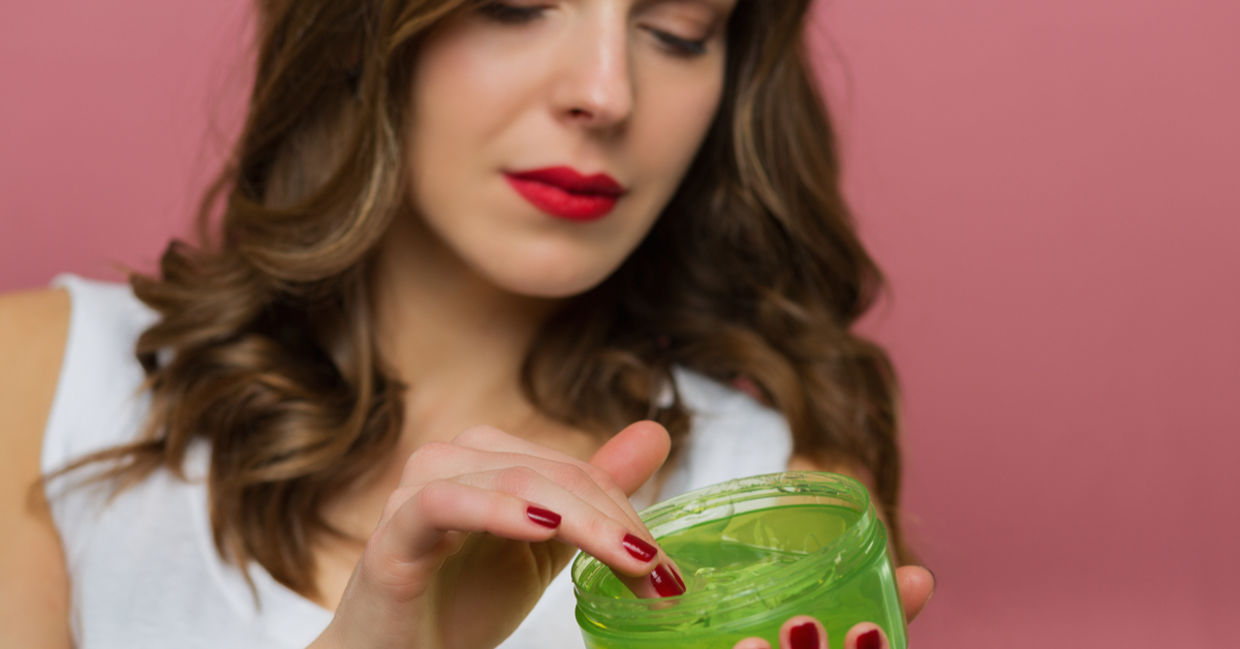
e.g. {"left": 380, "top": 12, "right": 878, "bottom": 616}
{"left": 54, "top": 0, "right": 909, "bottom": 600}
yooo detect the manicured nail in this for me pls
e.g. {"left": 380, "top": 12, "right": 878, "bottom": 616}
{"left": 649, "top": 563, "right": 686, "bottom": 597}
{"left": 856, "top": 629, "right": 882, "bottom": 649}
{"left": 670, "top": 563, "right": 686, "bottom": 591}
{"left": 789, "top": 622, "right": 819, "bottom": 649}
{"left": 526, "top": 506, "right": 561, "bottom": 528}
{"left": 622, "top": 534, "right": 657, "bottom": 562}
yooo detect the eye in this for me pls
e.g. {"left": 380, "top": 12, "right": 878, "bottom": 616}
{"left": 650, "top": 29, "right": 708, "bottom": 58}
{"left": 474, "top": 2, "right": 711, "bottom": 59}
{"left": 475, "top": 1, "right": 546, "bottom": 24}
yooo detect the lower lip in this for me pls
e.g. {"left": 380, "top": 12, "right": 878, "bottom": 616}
{"left": 504, "top": 175, "right": 619, "bottom": 222}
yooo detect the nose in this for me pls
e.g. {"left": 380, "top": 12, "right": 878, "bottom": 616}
{"left": 551, "top": 12, "right": 635, "bottom": 130}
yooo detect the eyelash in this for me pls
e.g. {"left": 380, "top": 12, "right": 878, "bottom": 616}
{"left": 474, "top": 2, "right": 709, "bottom": 58}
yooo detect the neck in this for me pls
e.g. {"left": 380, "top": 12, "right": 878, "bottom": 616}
{"left": 368, "top": 215, "right": 562, "bottom": 450}
{"left": 316, "top": 216, "right": 598, "bottom": 574}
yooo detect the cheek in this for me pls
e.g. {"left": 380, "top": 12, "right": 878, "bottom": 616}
{"left": 406, "top": 30, "right": 528, "bottom": 169}
{"left": 634, "top": 67, "right": 724, "bottom": 180}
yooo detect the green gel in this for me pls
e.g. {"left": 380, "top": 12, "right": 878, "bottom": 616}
{"left": 593, "top": 505, "right": 854, "bottom": 600}
{"left": 572, "top": 473, "right": 907, "bottom": 649}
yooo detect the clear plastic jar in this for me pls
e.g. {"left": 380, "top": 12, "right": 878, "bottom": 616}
{"left": 571, "top": 471, "right": 907, "bottom": 649}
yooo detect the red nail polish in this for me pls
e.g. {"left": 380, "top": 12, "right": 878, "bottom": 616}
{"left": 526, "top": 506, "right": 561, "bottom": 528}
{"left": 622, "top": 534, "right": 657, "bottom": 561}
{"left": 649, "top": 564, "right": 686, "bottom": 597}
{"left": 670, "top": 564, "right": 686, "bottom": 591}
{"left": 856, "top": 629, "right": 882, "bottom": 649}
{"left": 789, "top": 622, "right": 818, "bottom": 649}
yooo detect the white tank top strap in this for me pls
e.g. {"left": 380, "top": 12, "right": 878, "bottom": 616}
{"left": 41, "top": 274, "right": 157, "bottom": 473}
{"left": 40, "top": 274, "right": 159, "bottom": 563}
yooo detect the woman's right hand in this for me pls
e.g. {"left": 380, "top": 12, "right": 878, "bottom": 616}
{"left": 309, "top": 420, "right": 677, "bottom": 649}
{"left": 732, "top": 618, "right": 894, "bottom": 649}
{"left": 731, "top": 565, "right": 935, "bottom": 649}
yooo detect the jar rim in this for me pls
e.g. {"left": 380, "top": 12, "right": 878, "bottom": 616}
{"left": 571, "top": 471, "right": 884, "bottom": 635}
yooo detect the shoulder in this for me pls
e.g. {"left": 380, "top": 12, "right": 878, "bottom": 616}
{"left": 0, "top": 286, "right": 73, "bottom": 647}
{"left": 28, "top": 275, "right": 157, "bottom": 472}
{"left": 0, "top": 275, "right": 157, "bottom": 480}
{"left": 0, "top": 286, "right": 71, "bottom": 460}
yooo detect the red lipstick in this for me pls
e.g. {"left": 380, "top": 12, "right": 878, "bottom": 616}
{"left": 504, "top": 166, "right": 625, "bottom": 222}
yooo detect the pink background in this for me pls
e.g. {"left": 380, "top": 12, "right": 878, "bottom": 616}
{"left": 3, "top": 1, "right": 1238, "bottom": 647}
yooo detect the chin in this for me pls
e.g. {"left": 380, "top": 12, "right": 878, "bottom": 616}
{"left": 491, "top": 269, "right": 611, "bottom": 300}
{"left": 479, "top": 253, "right": 619, "bottom": 300}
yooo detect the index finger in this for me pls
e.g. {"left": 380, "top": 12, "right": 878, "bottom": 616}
{"left": 451, "top": 424, "right": 690, "bottom": 598}
{"left": 452, "top": 422, "right": 669, "bottom": 532}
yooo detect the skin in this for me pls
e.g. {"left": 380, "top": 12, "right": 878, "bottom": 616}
{"left": 0, "top": 1, "right": 933, "bottom": 648}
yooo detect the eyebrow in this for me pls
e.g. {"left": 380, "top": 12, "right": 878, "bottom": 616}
{"left": 634, "top": 0, "right": 738, "bottom": 12}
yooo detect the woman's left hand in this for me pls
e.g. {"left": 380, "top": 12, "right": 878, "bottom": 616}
{"left": 730, "top": 565, "right": 934, "bottom": 649}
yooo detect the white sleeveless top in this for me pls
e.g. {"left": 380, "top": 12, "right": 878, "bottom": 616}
{"left": 41, "top": 274, "right": 794, "bottom": 649}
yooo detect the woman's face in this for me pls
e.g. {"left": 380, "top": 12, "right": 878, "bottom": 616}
{"left": 401, "top": 0, "right": 735, "bottom": 298}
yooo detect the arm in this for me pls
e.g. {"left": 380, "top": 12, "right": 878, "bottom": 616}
{"left": 0, "top": 288, "right": 74, "bottom": 648}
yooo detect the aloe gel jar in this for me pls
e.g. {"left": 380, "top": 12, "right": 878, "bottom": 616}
{"left": 571, "top": 471, "right": 907, "bottom": 649}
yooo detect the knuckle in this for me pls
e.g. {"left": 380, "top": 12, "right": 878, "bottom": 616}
{"left": 482, "top": 493, "right": 515, "bottom": 526}
{"left": 414, "top": 479, "right": 453, "bottom": 513}
{"left": 603, "top": 484, "right": 632, "bottom": 509}
{"left": 584, "top": 465, "right": 619, "bottom": 492}
{"left": 550, "top": 463, "right": 594, "bottom": 493}
{"left": 580, "top": 514, "right": 618, "bottom": 543}
{"left": 381, "top": 485, "right": 416, "bottom": 521}
{"left": 497, "top": 465, "right": 540, "bottom": 494}
{"left": 403, "top": 441, "right": 453, "bottom": 478}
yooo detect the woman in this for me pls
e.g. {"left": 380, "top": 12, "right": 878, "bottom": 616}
{"left": 1, "top": 0, "right": 934, "bottom": 647}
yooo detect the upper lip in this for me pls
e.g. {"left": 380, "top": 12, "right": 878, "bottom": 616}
{"left": 505, "top": 166, "right": 625, "bottom": 197}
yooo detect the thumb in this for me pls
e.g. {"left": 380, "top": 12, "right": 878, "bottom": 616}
{"left": 589, "top": 420, "right": 671, "bottom": 495}
{"left": 896, "top": 565, "right": 935, "bottom": 622}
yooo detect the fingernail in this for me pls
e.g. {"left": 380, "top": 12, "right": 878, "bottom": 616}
{"left": 789, "top": 622, "right": 818, "bottom": 649}
{"left": 856, "top": 629, "right": 882, "bottom": 649}
{"left": 526, "top": 506, "right": 561, "bottom": 529}
{"left": 649, "top": 563, "right": 686, "bottom": 597}
{"left": 622, "top": 534, "right": 657, "bottom": 562}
